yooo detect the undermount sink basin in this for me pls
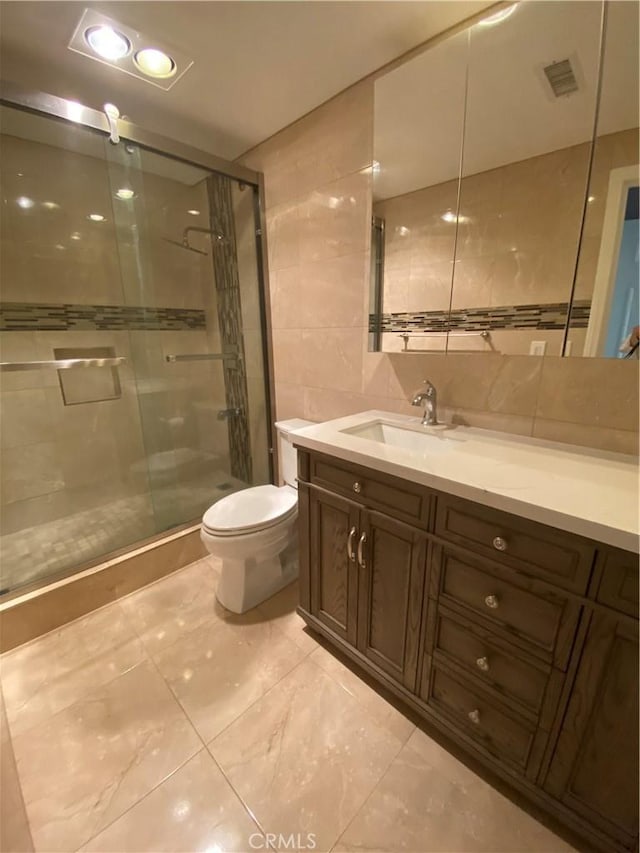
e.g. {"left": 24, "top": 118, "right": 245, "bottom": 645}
{"left": 341, "top": 420, "right": 460, "bottom": 454}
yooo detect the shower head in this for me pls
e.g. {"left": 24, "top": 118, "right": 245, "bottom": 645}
{"left": 163, "top": 226, "right": 227, "bottom": 256}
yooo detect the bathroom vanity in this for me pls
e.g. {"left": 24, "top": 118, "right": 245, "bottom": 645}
{"left": 293, "top": 413, "right": 639, "bottom": 853}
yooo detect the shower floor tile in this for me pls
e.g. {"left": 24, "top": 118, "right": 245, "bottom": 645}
{"left": 0, "top": 468, "right": 246, "bottom": 595}
{"left": 0, "top": 558, "right": 577, "bottom": 853}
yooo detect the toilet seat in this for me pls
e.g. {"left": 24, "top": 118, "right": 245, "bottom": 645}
{"left": 202, "top": 485, "right": 297, "bottom": 537}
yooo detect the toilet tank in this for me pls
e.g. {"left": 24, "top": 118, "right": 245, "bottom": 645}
{"left": 275, "top": 419, "right": 314, "bottom": 488}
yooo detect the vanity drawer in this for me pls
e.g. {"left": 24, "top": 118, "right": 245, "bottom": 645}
{"left": 432, "top": 608, "right": 550, "bottom": 716}
{"left": 595, "top": 547, "right": 639, "bottom": 619}
{"left": 434, "top": 495, "right": 594, "bottom": 593}
{"left": 428, "top": 663, "right": 536, "bottom": 771}
{"left": 308, "top": 452, "right": 431, "bottom": 527}
{"left": 435, "top": 546, "right": 580, "bottom": 668}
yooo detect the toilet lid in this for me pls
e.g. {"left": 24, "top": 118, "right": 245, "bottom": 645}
{"left": 202, "top": 485, "right": 297, "bottom": 536}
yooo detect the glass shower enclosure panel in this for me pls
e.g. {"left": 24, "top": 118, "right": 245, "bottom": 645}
{"left": 0, "top": 100, "right": 271, "bottom": 596}
{"left": 104, "top": 140, "right": 270, "bottom": 530}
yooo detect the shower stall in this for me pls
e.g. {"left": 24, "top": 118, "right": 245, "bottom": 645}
{"left": 0, "top": 84, "right": 274, "bottom": 598}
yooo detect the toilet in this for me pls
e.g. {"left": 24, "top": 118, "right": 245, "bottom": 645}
{"left": 200, "top": 418, "right": 313, "bottom": 613}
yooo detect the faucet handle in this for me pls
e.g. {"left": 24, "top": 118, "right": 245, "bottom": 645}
{"left": 422, "top": 379, "right": 436, "bottom": 396}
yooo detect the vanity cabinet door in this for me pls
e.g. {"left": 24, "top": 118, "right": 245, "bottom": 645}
{"left": 308, "top": 488, "right": 360, "bottom": 646}
{"left": 356, "top": 511, "right": 427, "bottom": 691}
{"left": 543, "top": 611, "right": 639, "bottom": 849}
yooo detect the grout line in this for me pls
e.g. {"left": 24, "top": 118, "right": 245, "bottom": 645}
{"left": 74, "top": 746, "right": 210, "bottom": 852}
{"left": 207, "top": 748, "right": 273, "bottom": 844}
{"left": 328, "top": 717, "right": 407, "bottom": 852}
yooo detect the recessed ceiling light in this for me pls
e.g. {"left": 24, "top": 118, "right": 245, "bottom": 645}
{"left": 187, "top": 209, "right": 201, "bottom": 216}
{"left": 70, "top": 232, "right": 82, "bottom": 241}
{"left": 69, "top": 9, "right": 193, "bottom": 90}
{"left": 16, "top": 196, "right": 34, "bottom": 209}
{"left": 116, "top": 188, "right": 135, "bottom": 200}
{"left": 85, "top": 26, "right": 130, "bottom": 61}
{"left": 88, "top": 213, "right": 106, "bottom": 222}
{"left": 134, "top": 47, "right": 176, "bottom": 78}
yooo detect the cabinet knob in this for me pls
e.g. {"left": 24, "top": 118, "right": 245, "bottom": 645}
{"left": 476, "top": 656, "right": 490, "bottom": 672}
{"left": 492, "top": 536, "right": 508, "bottom": 552}
{"left": 468, "top": 709, "right": 481, "bottom": 725}
{"left": 484, "top": 594, "right": 499, "bottom": 610}
{"left": 353, "top": 481, "right": 362, "bottom": 494}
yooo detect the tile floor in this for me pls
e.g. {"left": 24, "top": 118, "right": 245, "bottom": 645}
{"left": 0, "top": 557, "right": 576, "bottom": 853}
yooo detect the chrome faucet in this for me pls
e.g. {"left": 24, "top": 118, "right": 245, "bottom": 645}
{"left": 411, "top": 380, "right": 438, "bottom": 426}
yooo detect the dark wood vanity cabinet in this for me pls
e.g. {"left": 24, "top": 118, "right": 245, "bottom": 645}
{"left": 543, "top": 611, "right": 639, "bottom": 849}
{"left": 296, "top": 448, "right": 639, "bottom": 853}
{"left": 306, "top": 483, "right": 427, "bottom": 689}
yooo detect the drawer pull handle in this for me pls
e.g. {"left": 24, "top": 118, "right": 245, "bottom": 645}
{"left": 353, "top": 481, "right": 362, "bottom": 494}
{"left": 468, "top": 709, "right": 481, "bottom": 725}
{"left": 492, "top": 536, "right": 508, "bottom": 552}
{"left": 347, "top": 526, "right": 357, "bottom": 563}
{"left": 476, "top": 656, "right": 490, "bottom": 672}
{"left": 484, "top": 594, "right": 499, "bottom": 610}
{"left": 357, "top": 532, "right": 367, "bottom": 569}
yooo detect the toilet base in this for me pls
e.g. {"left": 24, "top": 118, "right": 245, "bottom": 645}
{"left": 216, "top": 536, "right": 299, "bottom": 614}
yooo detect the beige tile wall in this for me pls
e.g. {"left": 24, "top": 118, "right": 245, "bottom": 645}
{"left": 240, "top": 82, "right": 639, "bottom": 456}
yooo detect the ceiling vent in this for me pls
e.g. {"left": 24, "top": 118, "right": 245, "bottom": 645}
{"left": 543, "top": 59, "right": 579, "bottom": 97}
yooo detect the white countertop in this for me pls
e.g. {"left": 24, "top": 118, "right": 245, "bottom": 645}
{"left": 291, "top": 411, "right": 640, "bottom": 553}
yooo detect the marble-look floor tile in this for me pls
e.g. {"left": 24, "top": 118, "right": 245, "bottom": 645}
{"left": 12, "top": 661, "right": 201, "bottom": 852}
{"left": 255, "top": 581, "right": 320, "bottom": 654}
{"left": 153, "top": 612, "right": 307, "bottom": 743}
{"left": 82, "top": 749, "right": 264, "bottom": 852}
{"left": 337, "top": 728, "right": 575, "bottom": 853}
{"left": 119, "top": 558, "right": 219, "bottom": 655}
{"left": 1, "top": 604, "right": 146, "bottom": 738}
{"left": 1, "top": 689, "right": 34, "bottom": 853}
{"left": 210, "top": 658, "right": 404, "bottom": 853}
{"left": 310, "top": 645, "right": 415, "bottom": 744}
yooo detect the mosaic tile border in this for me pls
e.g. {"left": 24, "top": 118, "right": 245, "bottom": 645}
{"left": 370, "top": 300, "right": 591, "bottom": 333}
{"left": 0, "top": 302, "right": 206, "bottom": 332}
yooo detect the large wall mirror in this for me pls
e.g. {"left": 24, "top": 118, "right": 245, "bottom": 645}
{"left": 369, "top": 0, "right": 640, "bottom": 359}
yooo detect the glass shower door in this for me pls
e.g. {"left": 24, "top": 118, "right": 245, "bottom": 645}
{"left": 0, "top": 99, "right": 272, "bottom": 596}
{"left": 103, "top": 140, "right": 271, "bottom": 532}
{"left": 0, "top": 104, "right": 154, "bottom": 592}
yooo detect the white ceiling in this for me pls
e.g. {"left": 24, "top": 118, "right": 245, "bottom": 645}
{"left": 374, "top": 0, "right": 640, "bottom": 200}
{"left": 0, "top": 0, "right": 492, "bottom": 161}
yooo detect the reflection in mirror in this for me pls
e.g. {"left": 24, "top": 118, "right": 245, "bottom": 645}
{"left": 370, "top": 30, "right": 468, "bottom": 352}
{"left": 565, "top": 1, "right": 639, "bottom": 358}
{"left": 449, "top": 1, "right": 603, "bottom": 357}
